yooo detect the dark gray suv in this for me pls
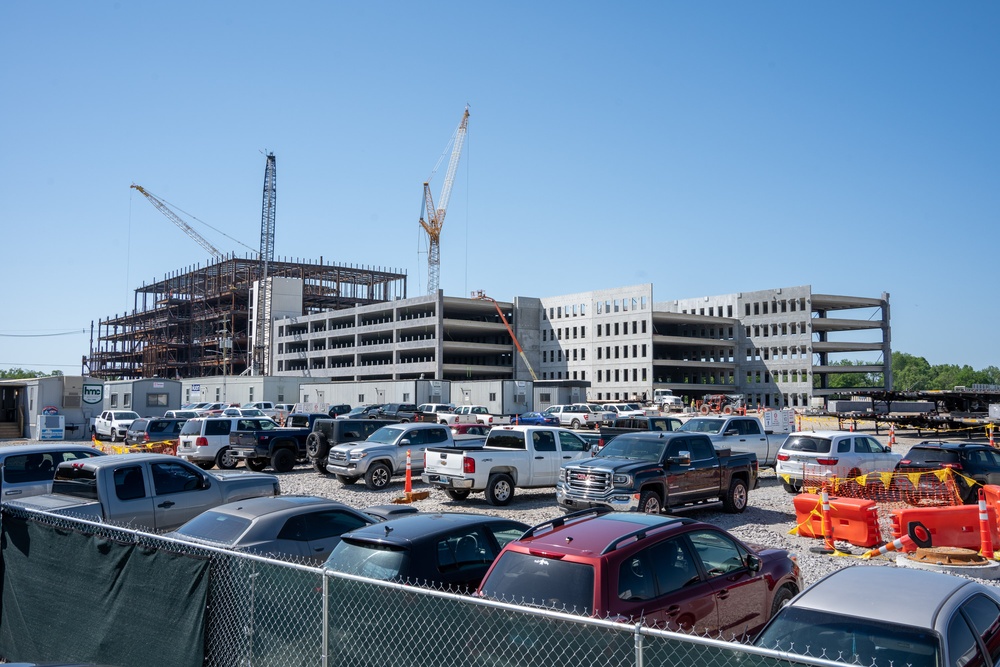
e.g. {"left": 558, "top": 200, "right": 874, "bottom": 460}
{"left": 305, "top": 418, "right": 395, "bottom": 474}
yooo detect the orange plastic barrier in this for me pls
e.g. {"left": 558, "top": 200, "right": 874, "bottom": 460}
{"left": 793, "top": 494, "right": 881, "bottom": 547}
{"left": 982, "top": 484, "right": 1000, "bottom": 514}
{"left": 891, "top": 504, "right": 1000, "bottom": 552}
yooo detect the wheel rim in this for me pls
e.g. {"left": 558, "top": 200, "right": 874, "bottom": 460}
{"left": 734, "top": 484, "right": 747, "bottom": 509}
{"left": 372, "top": 467, "right": 389, "bottom": 488}
{"left": 306, "top": 436, "right": 318, "bottom": 457}
{"left": 220, "top": 449, "right": 236, "bottom": 468}
{"left": 494, "top": 479, "right": 512, "bottom": 501}
{"left": 643, "top": 496, "right": 660, "bottom": 513}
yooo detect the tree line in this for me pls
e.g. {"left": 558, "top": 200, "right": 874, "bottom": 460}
{"left": 822, "top": 352, "right": 1000, "bottom": 391}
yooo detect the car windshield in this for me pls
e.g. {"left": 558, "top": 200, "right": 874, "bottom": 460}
{"left": 173, "top": 512, "right": 252, "bottom": 546}
{"left": 324, "top": 540, "right": 407, "bottom": 581}
{"left": 366, "top": 426, "right": 407, "bottom": 444}
{"left": 677, "top": 419, "right": 725, "bottom": 434}
{"left": 479, "top": 551, "right": 593, "bottom": 614}
{"left": 597, "top": 436, "right": 665, "bottom": 461}
{"left": 114, "top": 412, "right": 140, "bottom": 420}
{"left": 781, "top": 436, "right": 833, "bottom": 454}
{"left": 755, "top": 606, "right": 940, "bottom": 667}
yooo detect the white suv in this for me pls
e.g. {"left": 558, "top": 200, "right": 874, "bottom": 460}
{"left": 93, "top": 410, "right": 140, "bottom": 442}
{"left": 177, "top": 417, "right": 274, "bottom": 470}
{"left": 775, "top": 430, "right": 901, "bottom": 493}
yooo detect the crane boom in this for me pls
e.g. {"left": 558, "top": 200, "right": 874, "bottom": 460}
{"left": 130, "top": 184, "right": 224, "bottom": 260}
{"left": 472, "top": 290, "right": 539, "bottom": 382}
{"left": 419, "top": 106, "right": 469, "bottom": 295}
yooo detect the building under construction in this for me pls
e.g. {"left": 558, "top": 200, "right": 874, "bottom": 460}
{"left": 87, "top": 254, "right": 407, "bottom": 380}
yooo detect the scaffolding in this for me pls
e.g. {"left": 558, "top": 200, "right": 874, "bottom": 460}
{"left": 88, "top": 254, "right": 408, "bottom": 380}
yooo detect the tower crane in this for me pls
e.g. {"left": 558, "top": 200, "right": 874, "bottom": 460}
{"left": 130, "top": 184, "right": 224, "bottom": 260}
{"left": 251, "top": 152, "right": 276, "bottom": 376}
{"left": 419, "top": 106, "right": 470, "bottom": 295}
{"left": 472, "top": 290, "right": 539, "bottom": 382}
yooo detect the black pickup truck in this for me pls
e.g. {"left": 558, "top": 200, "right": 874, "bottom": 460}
{"left": 556, "top": 431, "right": 757, "bottom": 514}
{"left": 229, "top": 413, "right": 330, "bottom": 473}
{"left": 598, "top": 415, "right": 684, "bottom": 448}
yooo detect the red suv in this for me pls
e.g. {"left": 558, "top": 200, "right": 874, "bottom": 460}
{"left": 477, "top": 508, "right": 800, "bottom": 639}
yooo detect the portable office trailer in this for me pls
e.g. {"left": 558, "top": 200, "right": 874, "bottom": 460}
{"left": 298, "top": 380, "right": 453, "bottom": 409}
{"left": 451, "top": 380, "right": 532, "bottom": 416}
{"left": 104, "top": 379, "right": 182, "bottom": 417}
{"left": 179, "top": 376, "right": 310, "bottom": 408}
{"left": 0, "top": 375, "right": 104, "bottom": 440}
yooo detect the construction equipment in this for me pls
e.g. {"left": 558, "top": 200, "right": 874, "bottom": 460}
{"left": 699, "top": 394, "right": 746, "bottom": 415}
{"left": 250, "top": 153, "right": 276, "bottom": 376}
{"left": 130, "top": 185, "right": 224, "bottom": 260}
{"left": 419, "top": 106, "right": 470, "bottom": 295}
{"left": 472, "top": 290, "right": 538, "bottom": 382}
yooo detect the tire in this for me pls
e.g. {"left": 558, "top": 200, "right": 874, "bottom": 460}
{"left": 638, "top": 490, "right": 662, "bottom": 514}
{"left": 699, "top": 405, "right": 710, "bottom": 415}
{"left": 196, "top": 461, "right": 215, "bottom": 471}
{"left": 364, "top": 462, "right": 392, "bottom": 490}
{"left": 337, "top": 474, "right": 359, "bottom": 485}
{"left": 722, "top": 406, "right": 733, "bottom": 415}
{"left": 485, "top": 473, "right": 515, "bottom": 506}
{"left": 722, "top": 478, "right": 748, "bottom": 513}
{"left": 314, "top": 458, "right": 332, "bottom": 475}
{"left": 770, "top": 585, "right": 796, "bottom": 618}
{"left": 271, "top": 448, "right": 295, "bottom": 473}
{"left": 570, "top": 419, "right": 581, "bottom": 429}
{"left": 305, "top": 432, "right": 329, "bottom": 461}
{"left": 782, "top": 481, "right": 800, "bottom": 494}
{"left": 110, "top": 429, "right": 119, "bottom": 443}
{"left": 245, "top": 459, "right": 267, "bottom": 472}
{"left": 446, "top": 489, "right": 471, "bottom": 501}
{"left": 215, "top": 447, "right": 237, "bottom": 470}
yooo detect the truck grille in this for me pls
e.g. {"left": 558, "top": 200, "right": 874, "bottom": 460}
{"left": 564, "top": 467, "right": 612, "bottom": 496}
{"left": 329, "top": 451, "right": 348, "bottom": 463}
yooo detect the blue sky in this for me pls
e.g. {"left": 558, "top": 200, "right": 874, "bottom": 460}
{"left": 2, "top": 2, "right": 998, "bottom": 374}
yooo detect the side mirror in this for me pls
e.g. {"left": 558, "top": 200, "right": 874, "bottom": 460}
{"left": 199, "top": 475, "right": 212, "bottom": 490}
{"left": 669, "top": 451, "right": 691, "bottom": 466}
{"left": 745, "top": 553, "right": 762, "bottom": 572}
{"left": 724, "top": 429, "right": 739, "bottom": 436}
{"left": 583, "top": 442, "right": 592, "bottom": 451}
{"left": 399, "top": 438, "right": 411, "bottom": 447}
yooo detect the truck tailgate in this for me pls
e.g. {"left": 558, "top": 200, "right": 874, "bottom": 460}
{"left": 424, "top": 448, "right": 467, "bottom": 476}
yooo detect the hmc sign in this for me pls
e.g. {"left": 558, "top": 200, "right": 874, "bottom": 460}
{"left": 82, "top": 384, "right": 104, "bottom": 405}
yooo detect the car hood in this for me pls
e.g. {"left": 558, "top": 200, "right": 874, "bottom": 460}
{"left": 208, "top": 470, "right": 280, "bottom": 484}
{"left": 565, "top": 456, "right": 658, "bottom": 475}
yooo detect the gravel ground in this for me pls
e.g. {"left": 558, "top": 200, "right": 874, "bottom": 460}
{"left": 5, "top": 430, "right": 999, "bottom": 590}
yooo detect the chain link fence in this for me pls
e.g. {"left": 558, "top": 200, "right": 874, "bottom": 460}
{"left": 1, "top": 505, "right": 849, "bottom": 667}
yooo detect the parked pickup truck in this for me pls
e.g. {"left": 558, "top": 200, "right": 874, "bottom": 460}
{"left": 543, "top": 404, "right": 600, "bottom": 429}
{"left": 442, "top": 405, "right": 512, "bottom": 426}
{"left": 228, "top": 413, "right": 330, "bottom": 473}
{"left": 676, "top": 415, "right": 783, "bottom": 466}
{"left": 7, "top": 453, "right": 280, "bottom": 532}
{"left": 598, "top": 415, "right": 684, "bottom": 447}
{"left": 376, "top": 403, "right": 419, "bottom": 422}
{"left": 421, "top": 425, "right": 594, "bottom": 506}
{"left": 325, "top": 422, "right": 486, "bottom": 490}
{"left": 556, "top": 431, "right": 757, "bottom": 514}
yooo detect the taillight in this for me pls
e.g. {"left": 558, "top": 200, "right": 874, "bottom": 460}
{"left": 143, "top": 433, "right": 150, "bottom": 443}
{"left": 941, "top": 462, "right": 963, "bottom": 470}
{"left": 598, "top": 438, "right": 605, "bottom": 448}
{"left": 196, "top": 436, "right": 209, "bottom": 447}
{"left": 776, "top": 453, "right": 790, "bottom": 461}
{"left": 487, "top": 416, "right": 494, "bottom": 424}
{"left": 463, "top": 457, "right": 476, "bottom": 474}
{"left": 899, "top": 459, "right": 911, "bottom": 465}
{"left": 816, "top": 458, "right": 839, "bottom": 466}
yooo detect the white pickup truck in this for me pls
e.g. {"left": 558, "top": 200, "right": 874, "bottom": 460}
{"left": 676, "top": 414, "right": 790, "bottom": 466}
{"left": 421, "top": 425, "right": 594, "bottom": 506}
{"left": 441, "top": 405, "right": 512, "bottom": 426}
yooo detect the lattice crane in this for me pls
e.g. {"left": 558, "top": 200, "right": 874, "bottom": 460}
{"left": 419, "top": 106, "right": 470, "bottom": 295}
{"left": 251, "top": 152, "right": 276, "bottom": 376}
{"left": 472, "top": 290, "right": 539, "bottom": 382}
{"left": 130, "top": 184, "right": 224, "bottom": 260}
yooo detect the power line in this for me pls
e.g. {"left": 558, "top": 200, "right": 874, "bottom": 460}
{"left": 0, "top": 329, "right": 85, "bottom": 338}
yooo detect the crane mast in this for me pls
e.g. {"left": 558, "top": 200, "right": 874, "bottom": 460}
{"left": 130, "top": 184, "right": 224, "bottom": 260}
{"left": 251, "top": 153, "right": 276, "bottom": 376}
{"left": 419, "top": 106, "right": 470, "bottom": 295}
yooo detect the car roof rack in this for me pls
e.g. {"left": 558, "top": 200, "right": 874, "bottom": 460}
{"left": 600, "top": 517, "right": 694, "bottom": 554}
{"left": 521, "top": 507, "right": 613, "bottom": 538}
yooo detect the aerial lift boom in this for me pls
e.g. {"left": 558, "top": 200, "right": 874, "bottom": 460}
{"left": 472, "top": 290, "right": 538, "bottom": 382}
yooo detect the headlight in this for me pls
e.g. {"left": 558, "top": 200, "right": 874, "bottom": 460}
{"left": 558, "top": 469, "right": 566, "bottom": 481}
{"left": 348, "top": 451, "right": 368, "bottom": 461}
{"left": 613, "top": 474, "right": 631, "bottom": 485}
